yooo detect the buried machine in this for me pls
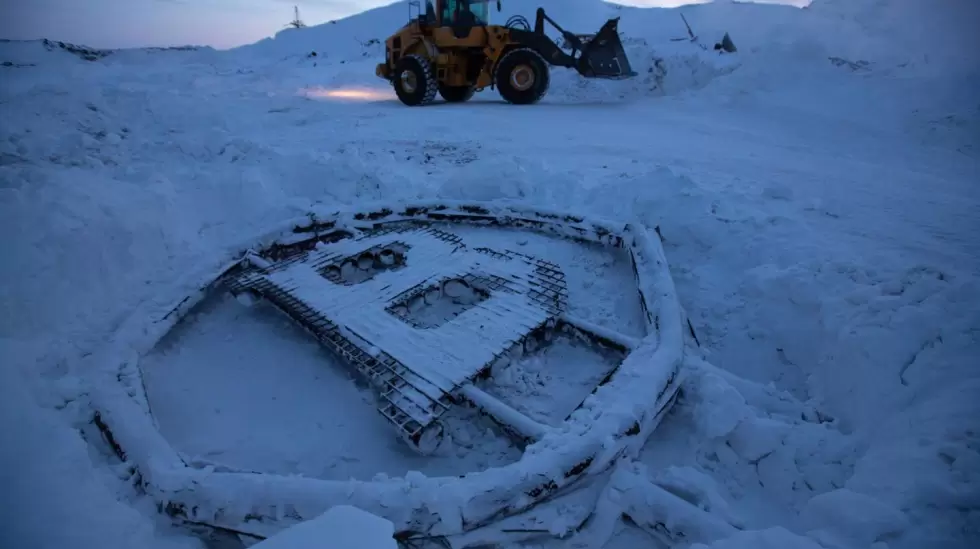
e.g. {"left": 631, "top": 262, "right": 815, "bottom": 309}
{"left": 376, "top": 0, "right": 637, "bottom": 105}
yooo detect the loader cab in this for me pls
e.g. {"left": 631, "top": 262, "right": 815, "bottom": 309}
{"left": 433, "top": 0, "right": 491, "bottom": 28}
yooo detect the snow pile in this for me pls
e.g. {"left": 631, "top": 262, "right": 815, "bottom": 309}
{"left": 0, "top": 364, "right": 196, "bottom": 549}
{"left": 801, "top": 489, "right": 909, "bottom": 548}
{"left": 0, "top": 38, "right": 110, "bottom": 64}
{"left": 240, "top": 0, "right": 615, "bottom": 60}
{"left": 0, "top": 38, "right": 218, "bottom": 68}
{"left": 674, "top": 358, "right": 856, "bottom": 516}
{"left": 251, "top": 505, "right": 396, "bottom": 549}
{"left": 540, "top": 37, "right": 739, "bottom": 104}
{"left": 809, "top": 0, "right": 980, "bottom": 76}
{"left": 575, "top": 158, "right": 979, "bottom": 547}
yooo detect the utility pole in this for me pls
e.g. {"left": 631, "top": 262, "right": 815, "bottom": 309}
{"left": 287, "top": 5, "right": 306, "bottom": 29}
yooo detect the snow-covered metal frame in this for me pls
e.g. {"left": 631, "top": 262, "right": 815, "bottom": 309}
{"left": 88, "top": 200, "right": 690, "bottom": 542}
{"left": 226, "top": 224, "right": 576, "bottom": 454}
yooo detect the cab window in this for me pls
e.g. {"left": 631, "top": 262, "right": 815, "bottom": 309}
{"left": 441, "top": 0, "right": 489, "bottom": 26}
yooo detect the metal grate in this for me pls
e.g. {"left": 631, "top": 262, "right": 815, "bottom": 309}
{"left": 473, "top": 247, "right": 569, "bottom": 316}
{"left": 224, "top": 225, "right": 570, "bottom": 451}
{"left": 227, "top": 273, "right": 452, "bottom": 447}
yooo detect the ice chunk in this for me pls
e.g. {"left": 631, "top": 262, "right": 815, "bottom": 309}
{"left": 690, "top": 371, "right": 752, "bottom": 439}
{"left": 727, "top": 418, "right": 789, "bottom": 462}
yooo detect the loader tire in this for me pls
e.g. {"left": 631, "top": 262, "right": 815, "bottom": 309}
{"left": 494, "top": 48, "right": 550, "bottom": 105}
{"left": 438, "top": 84, "right": 475, "bottom": 103}
{"left": 393, "top": 55, "right": 437, "bottom": 106}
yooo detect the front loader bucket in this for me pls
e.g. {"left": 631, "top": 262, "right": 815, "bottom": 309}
{"left": 577, "top": 18, "right": 636, "bottom": 79}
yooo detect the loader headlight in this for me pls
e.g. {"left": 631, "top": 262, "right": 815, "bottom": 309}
{"left": 299, "top": 86, "right": 394, "bottom": 101}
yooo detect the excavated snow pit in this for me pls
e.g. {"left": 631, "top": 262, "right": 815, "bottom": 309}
{"left": 91, "top": 202, "right": 689, "bottom": 543}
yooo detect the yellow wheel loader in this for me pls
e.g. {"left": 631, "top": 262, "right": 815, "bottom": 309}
{"left": 375, "top": 0, "right": 637, "bottom": 106}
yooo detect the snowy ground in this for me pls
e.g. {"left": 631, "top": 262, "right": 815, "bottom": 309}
{"left": 2, "top": 0, "right": 979, "bottom": 548}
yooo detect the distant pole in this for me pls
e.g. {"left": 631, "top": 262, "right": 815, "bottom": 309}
{"left": 287, "top": 5, "right": 306, "bottom": 29}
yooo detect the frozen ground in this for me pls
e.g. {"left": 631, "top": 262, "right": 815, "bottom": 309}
{"left": 2, "top": 0, "right": 979, "bottom": 548}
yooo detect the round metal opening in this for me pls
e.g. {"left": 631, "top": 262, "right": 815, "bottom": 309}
{"left": 400, "top": 70, "right": 418, "bottom": 93}
{"left": 510, "top": 64, "right": 535, "bottom": 91}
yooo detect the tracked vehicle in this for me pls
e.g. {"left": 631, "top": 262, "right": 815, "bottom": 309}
{"left": 376, "top": 0, "right": 637, "bottom": 105}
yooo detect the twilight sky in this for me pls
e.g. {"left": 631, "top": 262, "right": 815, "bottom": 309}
{"left": 0, "top": 0, "right": 804, "bottom": 50}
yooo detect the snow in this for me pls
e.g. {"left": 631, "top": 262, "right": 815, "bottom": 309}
{"left": 690, "top": 526, "right": 825, "bottom": 549}
{"left": 0, "top": 361, "right": 198, "bottom": 549}
{"left": 484, "top": 334, "right": 621, "bottom": 426}
{"left": 800, "top": 488, "right": 909, "bottom": 547}
{"left": 250, "top": 505, "right": 396, "bottom": 549}
{"left": 2, "top": 0, "right": 979, "bottom": 548}
{"left": 142, "top": 292, "right": 520, "bottom": 480}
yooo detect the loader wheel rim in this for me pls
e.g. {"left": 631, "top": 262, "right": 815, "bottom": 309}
{"left": 510, "top": 65, "right": 535, "bottom": 92}
{"left": 400, "top": 70, "right": 418, "bottom": 93}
